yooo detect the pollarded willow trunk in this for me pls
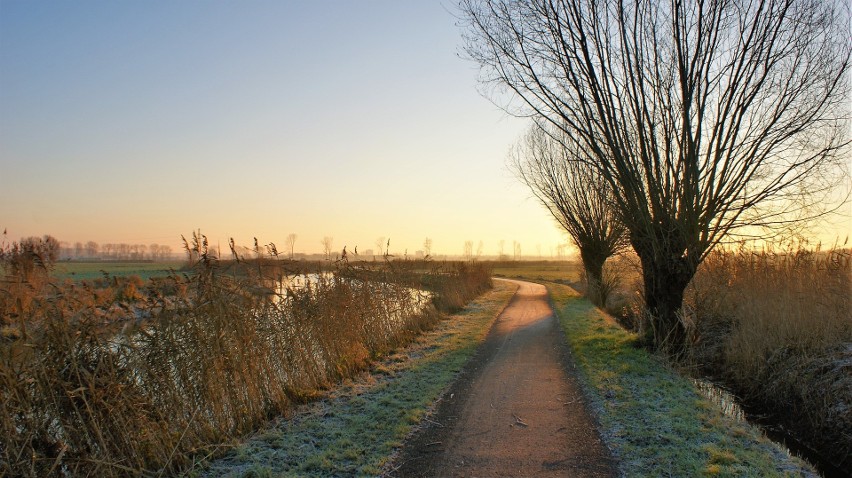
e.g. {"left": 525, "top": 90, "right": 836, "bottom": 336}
{"left": 641, "top": 263, "right": 690, "bottom": 353}
{"left": 633, "top": 238, "right": 699, "bottom": 356}
{"left": 579, "top": 246, "right": 607, "bottom": 308}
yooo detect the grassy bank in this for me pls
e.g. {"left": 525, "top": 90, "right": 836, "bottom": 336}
{"left": 548, "top": 283, "right": 817, "bottom": 477}
{"left": 193, "top": 280, "right": 518, "bottom": 477}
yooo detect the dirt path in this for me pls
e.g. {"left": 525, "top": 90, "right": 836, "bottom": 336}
{"left": 390, "top": 279, "right": 617, "bottom": 477}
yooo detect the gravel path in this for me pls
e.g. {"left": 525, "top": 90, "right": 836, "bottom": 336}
{"left": 390, "top": 279, "right": 617, "bottom": 477}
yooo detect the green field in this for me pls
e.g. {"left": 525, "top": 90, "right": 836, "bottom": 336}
{"left": 490, "top": 260, "right": 582, "bottom": 283}
{"left": 50, "top": 259, "right": 582, "bottom": 283}
{"left": 53, "top": 261, "right": 186, "bottom": 281}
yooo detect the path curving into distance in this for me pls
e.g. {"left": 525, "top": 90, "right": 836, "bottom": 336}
{"left": 391, "top": 279, "right": 617, "bottom": 477}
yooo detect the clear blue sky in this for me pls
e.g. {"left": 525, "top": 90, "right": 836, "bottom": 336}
{"left": 1, "top": 0, "right": 573, "bottom": 256}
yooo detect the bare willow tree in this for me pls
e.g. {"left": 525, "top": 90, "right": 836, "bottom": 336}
{"left": 423, "top": 237, "right": 433, "bottom": 257}
{"left": 375, "top": 236, "right": 386, "bottom": 258}
{"left": 462, "top": 0, "right": 850, "bottom": 353}
{"left": 463, "top": 240, "right": 475, "bottom": 260}
{"left": 321, "top": 236, "right": 334, "bottom": 261}
{"left": 284, "top": 233, "right": 297, "bottom": 259}
{"left": 513, "top": 124, "right": 627, "bottom": 306}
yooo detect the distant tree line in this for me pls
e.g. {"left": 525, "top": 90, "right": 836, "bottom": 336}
{"left": 57, "top": 241, "right": 175, "bottom": 261}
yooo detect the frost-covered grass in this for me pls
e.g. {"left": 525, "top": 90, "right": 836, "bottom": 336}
{"left": 191, "top": 281, "right": 518, "bottom": 477}
{"left": 548, "top": 283, "right": 817, "bottom": 478}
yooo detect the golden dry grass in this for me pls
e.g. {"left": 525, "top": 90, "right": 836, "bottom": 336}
{"left": 547, "top": 243, "right": 849, "bottom": 469}
{"left": 0, "top": 240, "right": 492, "bottom": 477}
{"left": 684, "top": 245, "right": 851, "bottom": 469}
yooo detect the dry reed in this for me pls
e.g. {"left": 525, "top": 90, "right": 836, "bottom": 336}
{"left": 684, "top": 244, "right": 851, "bottom": 469}
{"left": 596, "top": 243, "right": 850, "bottom": 469}
{"left": 0, "top": 235, "right": 492, "bottom": 476}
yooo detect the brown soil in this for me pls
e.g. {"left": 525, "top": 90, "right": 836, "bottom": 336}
{"left": 388, "top": 279, "right": 617, "bottom": 477}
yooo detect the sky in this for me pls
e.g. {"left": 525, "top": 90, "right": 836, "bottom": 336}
{"left": 0, "top": 1, "right": 848, "bottom": 258}
{"left": 0, "top": 0, "right": 574, "bottom": 257}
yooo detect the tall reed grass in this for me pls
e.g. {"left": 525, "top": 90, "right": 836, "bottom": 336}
{"left": 684, "top": 244, "right": 851, "bottom": 469}
{"left": 594, "top": 243, "right": 850, "bottom": 469}
{"left": 0, "top": 235, "right": 492, "bottom": 476}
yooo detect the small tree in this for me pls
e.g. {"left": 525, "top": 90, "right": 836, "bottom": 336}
{"left": 463, "top": 240, "right": 474, "bottom": 260}
{"left": 284, "top": 233, "right": 297, "bottom": 259}
{"left": 117, "top": 243, "right": 130, "bottom": 260}
{"left": 321, "top": 236, "right": 335, "bottom": 261}
{"left": 513, "top": 124, "right": 627, "bottom": 306}
{"left": 375, "top": 236, "right": 386, "bottom": 259}
{"left": 85, "top": 241, "right": 99, "bottom": 258}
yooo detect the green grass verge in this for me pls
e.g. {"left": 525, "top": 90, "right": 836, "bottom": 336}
{"left": 190, "top": 281, "right": 518, "bottom": 477}
{"left": 53, "top": 261, "right": 185, "bottom": 281}
{"left": 547, "top": 283, "right": 817, "bottom": 478}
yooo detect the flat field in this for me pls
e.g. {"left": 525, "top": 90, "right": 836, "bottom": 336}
{"left": 53, "top": 261, "right": 186, "bottom": 281}
{"left": 490, "top": 260, "right": 582, "bottom": 283}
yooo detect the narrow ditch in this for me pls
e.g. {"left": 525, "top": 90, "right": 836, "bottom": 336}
{"left": 693, "top": 379, "right": 847, "bottom": 478}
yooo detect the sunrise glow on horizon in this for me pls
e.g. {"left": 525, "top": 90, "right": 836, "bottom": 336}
{"left": 1, "top": 1, "right": 848, "bottom": 258}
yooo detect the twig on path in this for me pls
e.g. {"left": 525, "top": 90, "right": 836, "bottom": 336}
{"left": 557, "top": 393, "right": 580, "bottom": 405}
{"left": 424, "top": 417, "right": 444, "bottom": 428}
{"left": 512, "top": 414, "right": 528, "bottom": 427}
{"left": 385, "top": 462, "right": 402, "bottom": 476}
{"left": 426, "top": 441, "right": 443, "bottom": 447}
